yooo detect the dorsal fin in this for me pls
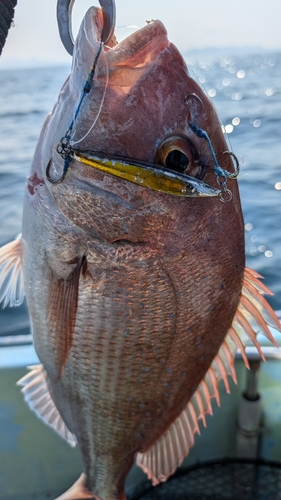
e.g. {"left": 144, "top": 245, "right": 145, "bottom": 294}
{"left": 17, "top": 365, "right": 77, "bottom": 447}
{"left": 0, "top": 236, "right": 25, "bottom": 307}
{"left": 136, "top": 267, "right": 281, "bottom": 484}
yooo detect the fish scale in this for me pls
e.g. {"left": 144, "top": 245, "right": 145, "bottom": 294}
{"left": 58, "top": 284, "right": 177, "bottom": 490}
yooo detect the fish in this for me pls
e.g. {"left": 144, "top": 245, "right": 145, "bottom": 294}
{"left": 0, "top": 6, "right": 280, "bottom": 500}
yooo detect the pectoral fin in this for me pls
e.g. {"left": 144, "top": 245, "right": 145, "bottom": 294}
{"left": 46, "top": 257, "right": 85, "bottom": 377}
{"left": 17, "top": 364, "right": 76, "bottom": 447}
{"left": 136, "top": 267, "right": 281, "bottom": 484}
{"left": 0, "top": 236, "right": 25, "bottom": 307}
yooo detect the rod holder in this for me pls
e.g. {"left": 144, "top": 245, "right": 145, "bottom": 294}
{"left": 236, "top": 359, "right": 261, "bottom": 459}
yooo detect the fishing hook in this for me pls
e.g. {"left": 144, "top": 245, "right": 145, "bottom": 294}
{"left": 222, "top": 151, "right": 240, "bottom": 179}
{"left": 57, "top": 0, "right": 116, "bottom": 55}
{"left": 46, "top": 159, "right": 68, "bottom": 184}
{"left": 184, "top": 93, "right": 204, "bottom": 108}
{"left": 187, "top": 118, "right": 239, "bottom": 203}
{"left": 185, "top": 97, "right": 239, "bottom": 180}
{"left": 46, "top": 159, "right": 65, "bottom": 184}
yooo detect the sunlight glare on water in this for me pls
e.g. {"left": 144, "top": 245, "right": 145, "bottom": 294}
{"left": 232, "top": 117, "right": 240, "bottom": 126}
{"left": 237, "top": 69, "right": 246, "bottom": 78}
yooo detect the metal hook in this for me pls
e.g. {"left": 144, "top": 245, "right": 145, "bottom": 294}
{"left": 184, "top": 93, "right": 204, "bottom": 108}
{"left": 57, "top": 0, "right": 116, "bottom": 55}
{"left": 222, "top": 151, "right": 240, "bottom": 179}
{"left": 46, "top": 159, "right": 68, "bottom": 184}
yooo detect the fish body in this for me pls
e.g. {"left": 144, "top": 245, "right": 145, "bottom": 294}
{"left": 0, "top": 7, "right": 279, "bottom": 500}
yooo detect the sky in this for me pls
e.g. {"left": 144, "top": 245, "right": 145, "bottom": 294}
{"left": 1, "top": 0, "right": 281, "bottom": 68}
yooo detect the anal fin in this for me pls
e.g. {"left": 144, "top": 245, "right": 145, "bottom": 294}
{"left": 17, "top": 365, "right": 76, "bottom": 447}
{"left": 0, "top": 236, "right": 25, "bottom": 307}
{"left": 136, "top": 267, "right": 281, "bottom": 484}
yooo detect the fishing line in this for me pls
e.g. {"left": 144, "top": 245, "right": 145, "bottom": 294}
{"left": 65, "top": 42, "right": 103, "bottom": 142}
{"left": 187, "top": 62, "right": 234, "bottom": 153}
{"left": 187, "top": 120, "right": 237, "bottom": 180}
{"left": 185, "top": 88, "right": 239, "bottom": 202}
{"left": 71, "top": 53, "right": 109, "bottom": 146}
{"left": 49, "top": 41, "right": 107, "bottom": 184}
{"left": 187, "top": 119, "right": 239, "bottom": 202}
{"left": 117, "top": 24, "right": 140, "bottom": 29}
{"left": 185, "top": 94, "right": 239, "bottom": 178}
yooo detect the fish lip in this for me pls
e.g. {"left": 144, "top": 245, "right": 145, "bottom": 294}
{"left": 82, "top": 8, "right": 169, "bottom": 65}
{"left": 70, "top": 7, "right": 104, "bottom": 93}
{"left": 105, "top": 19, "right": 169, "bottom": 63}
{"left": 72, "top": 11, "right": 170, "bottom": 98}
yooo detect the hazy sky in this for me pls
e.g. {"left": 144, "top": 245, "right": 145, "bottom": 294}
{"left": 1, "top": 0, "right": 280, "bottom": 68}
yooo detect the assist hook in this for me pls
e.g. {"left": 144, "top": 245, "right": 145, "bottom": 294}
{"left": 57, "top": 0, "right": 116, "bottom": 55}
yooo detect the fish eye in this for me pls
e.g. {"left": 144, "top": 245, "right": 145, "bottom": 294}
{"left": 165, "top": 150, "right": 189, "bottom": 173}
{"left": 155, "top": 136, "right": 197, "bottom": 174}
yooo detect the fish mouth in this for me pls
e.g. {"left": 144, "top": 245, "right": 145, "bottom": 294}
{"left": 106, "top": 19, "right": 170, "bottom": 66}
{"left": 76, "top": 7, "right": 171, "bottom": 76}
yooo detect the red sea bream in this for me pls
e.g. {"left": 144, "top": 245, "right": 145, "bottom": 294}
{"left": 0, "top": 6, "right": 280, "bottom": 500}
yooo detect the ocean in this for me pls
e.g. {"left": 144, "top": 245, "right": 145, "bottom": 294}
{"left": 0, "top": 51, "right": 280, "bottom": 339}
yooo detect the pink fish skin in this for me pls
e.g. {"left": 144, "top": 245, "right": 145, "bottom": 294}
{"left": 21, "top": 6, "right": 246, "bottom": 500}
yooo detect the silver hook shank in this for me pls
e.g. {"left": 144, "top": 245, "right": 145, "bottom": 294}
{"left": 57, "top": 0, "right": 116, "bottom": 55}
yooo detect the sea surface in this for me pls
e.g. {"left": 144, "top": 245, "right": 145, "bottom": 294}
{"left": 0, "top": 51, "right": 280, "bottom": 340}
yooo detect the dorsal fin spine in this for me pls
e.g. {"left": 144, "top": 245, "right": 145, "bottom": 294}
{"left": 228, "top": 327, "right": 249, "bottom": 369}
{"left": 186, "top": 402, "right": 200, "bottom": 434}
{"left": 234, "top": 309, "right": 266, "bottom": 361}
{"left": 221, "top": 341, "right": 237, "bottom": 383}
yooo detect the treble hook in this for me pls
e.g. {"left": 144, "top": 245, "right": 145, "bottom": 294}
{"left": 57, "top": 0, "right": 116, "bottom": 55}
